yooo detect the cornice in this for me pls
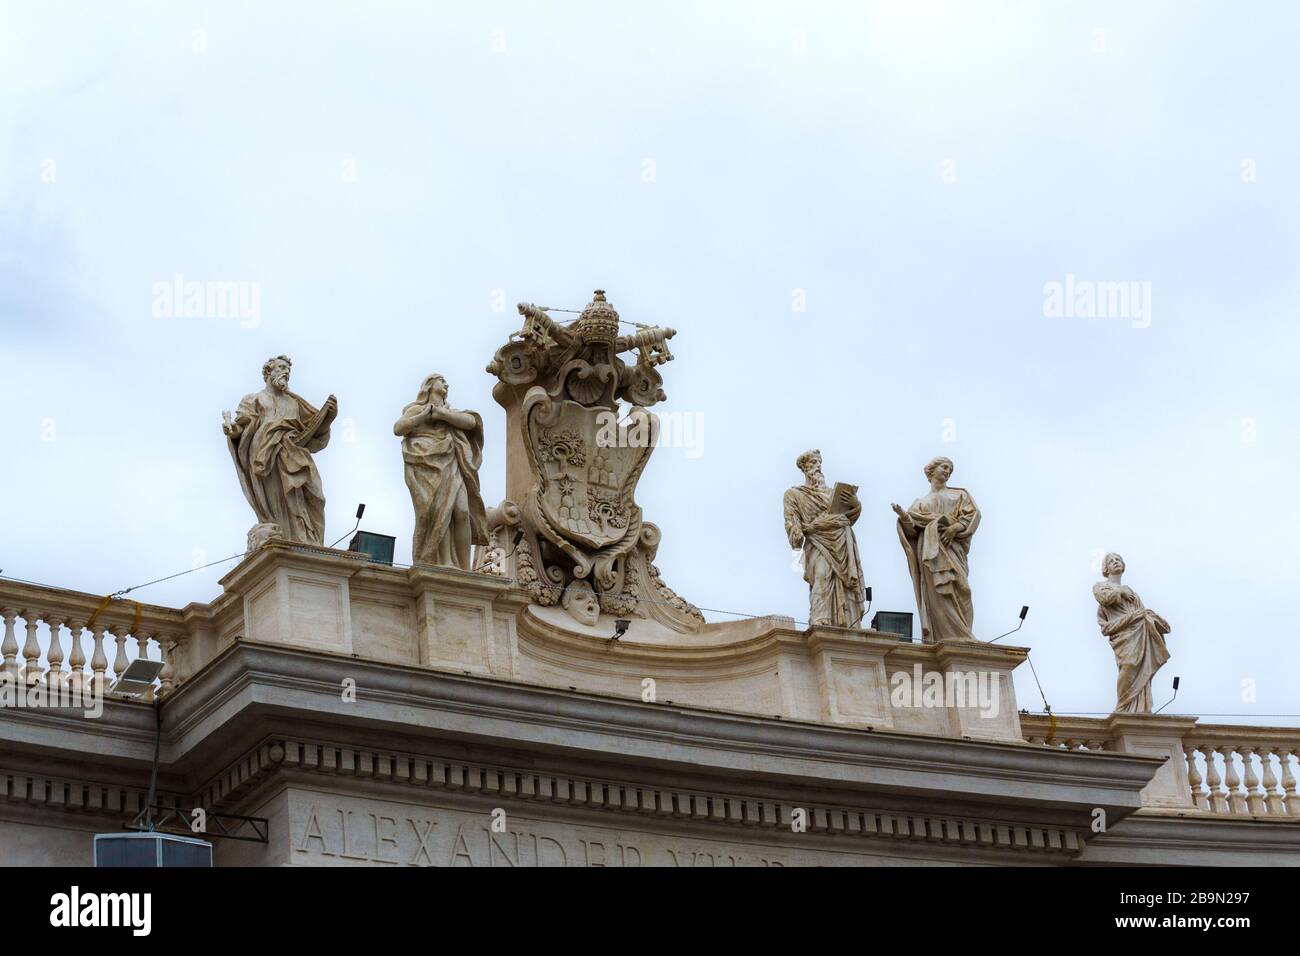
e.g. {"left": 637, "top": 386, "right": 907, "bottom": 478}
{"left": 158, "top": 641, "right": 1161, "bottom": 814}
{"left": 195, "top": 734, "right": 1090, "bottom": 860}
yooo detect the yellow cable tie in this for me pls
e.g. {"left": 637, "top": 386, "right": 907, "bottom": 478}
{"left": 86, "top": 595, "right": 113, "bottom": 629}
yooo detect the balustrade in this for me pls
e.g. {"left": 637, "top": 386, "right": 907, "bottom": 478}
{"left": 0, "top": 585, "right": 184, "bottom": 703}
{"left": 1183, "top": 734, "right": 1300, "bottom": 820}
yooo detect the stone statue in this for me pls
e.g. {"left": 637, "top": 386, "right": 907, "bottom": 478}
{"left": 892, "top": 456, "right": 981, "bottom": 643}
{"left": 224, "top": 355, "right": 337, "bottom": 545}
{"left": 1093, "top": 553, "right": 1172, "bottom": 714}
{"left": 394, "top": 374, "right": 488, "bottom": 570}
{"left": 783, "top": 450, "right": 866, "bottom": 628}
{"left": 483, "top": 289, "right": 702, "bottom": 630}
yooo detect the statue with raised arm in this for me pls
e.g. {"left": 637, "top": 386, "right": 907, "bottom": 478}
{"left": 395, "top": 374, "right": 488, "bottom": 570}
{"left": 892, "top": 456, "right": 981, "bottom": 643}
{"left": 783, "top": 449, "right": 865, "bottom": 628}
{"left": 223, "top": 355, "right": 337, "bottom": 546}
{"left": 1093, "top": 553, "right": 1172, "bottom": 714}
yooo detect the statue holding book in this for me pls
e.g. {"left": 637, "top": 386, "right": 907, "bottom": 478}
{"left": 223, "top": 354, "right": 337, "bottom": 546}
{"left": 783, "top": 449, "right": 866, "bottom": 628}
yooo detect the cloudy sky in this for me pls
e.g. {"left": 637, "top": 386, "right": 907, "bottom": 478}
{"left": 3, "top": 1, "right": 1297, "bottom": 724}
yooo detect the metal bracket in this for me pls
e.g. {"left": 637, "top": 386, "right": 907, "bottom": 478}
{"left": 128, "top": 806, "right": 270, "bottom": 844}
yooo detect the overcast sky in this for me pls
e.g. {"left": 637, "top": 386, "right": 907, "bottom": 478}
{"left": 3, "top": 1, "right": 1297, "bottom": 725}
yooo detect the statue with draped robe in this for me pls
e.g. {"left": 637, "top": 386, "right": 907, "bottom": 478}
{"left": 783, "top": 449, "right": 865, "bottom": 628}
{"left": 395, "top": 374, "right": 488, "bottom": 570}
{"left": 1093, "top": 553, "right": 1172, "bottom": 714}
{"left": 223, "top": 355, "right": 337, "bottom": 546}
{"left": 892, "top": 456, "right": 981, "bottom": 643}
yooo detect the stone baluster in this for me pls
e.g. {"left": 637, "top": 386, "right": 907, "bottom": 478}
{"left": 65, "top": 619, "right": 86, "bottom": 691}
{"left": 43, "top": 614, "right": 67, "bottom": 686}
{"left": 1262, "top": 749, "right": 1285, "bottom": 816}
{"left": 89, "top": 623, "right": 109, "bottom": 694}
{"left": 1223, "top": 746, "right": 1248, "bottom": 815}
{"left": 110, "top": 624, "right": 130, "bottom": 685}
{"left": 1242, "top": 747, "right": 1265, "bottom": 815}
{"left": 1, "top": 607, "right": 19, "bottom": 677}
{"left": 157, "top": 637, "right": 176, "bottom": 697}
{"left": 1184, "top": 746, "right": 1208, "bottom": 810}
{"left": 22, "top": 612, "right": 44, "bottom": 681}
{"left": 1200, "top": 745, "right": 1228, "bottom": 814}
{"left": 137, "top": 631, "right": 156, "bottom": 701}
{"left": 1282, "top": 749, "right": 1300, "bottom": 818}
{"left": 144, "top": 634, "right": 161, "bottom": 702}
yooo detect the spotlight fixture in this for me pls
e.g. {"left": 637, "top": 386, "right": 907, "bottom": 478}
{"left": 851, "top": 586, "right": 874, "bottom": 627}
{"left": 870, "top": 611, "right": 914, "bottom": 642}
{"left": 110, "top": 658, "right": 166, "bottom": 698}
{"left": 471, "top": 528, "right": 526, "bottom": 572}
{"left": 328, "top": 503, "right": 367, "bottom": 548}
{"left": 1155, "top": 676, "right": 1181, "bottom": 714}
{"left": 988, "top": 605, "right": 1029, "bottom": 643}
{"left": 611, "top": 619, "right": 631, "bottom": 642}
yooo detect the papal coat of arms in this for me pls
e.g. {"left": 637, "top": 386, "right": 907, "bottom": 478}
{"left": 482, "top": 290, "right": 702, "bottom": 631}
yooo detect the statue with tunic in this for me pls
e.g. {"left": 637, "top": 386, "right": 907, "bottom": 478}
{"left": 783, "top": 449, "right": 866, "bottom": 628}
{"left": 1093, "top": 553, "right": 1172, "bottom": 714}
{"left": 395, "top": 374, "right": 488, "bottom": 570}
{"left": 223, "top": 355, "right": 337, "bottom": 546}
{"left": 892, "top": 456, "right": 981, "bottom": 643}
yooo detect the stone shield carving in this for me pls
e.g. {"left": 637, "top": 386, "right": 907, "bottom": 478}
{"left": 521, "top": 386, "right": 658, "bottom": 591}
{"left": 483, "top": 290, "right": 703, "bottom": 632}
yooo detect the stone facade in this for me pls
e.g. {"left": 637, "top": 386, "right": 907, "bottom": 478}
{"left": 2, "top": 547, "right": 1297, "bottom": 867}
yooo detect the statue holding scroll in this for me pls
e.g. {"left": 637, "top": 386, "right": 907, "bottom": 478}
{"left": 783, "top": 449, "right": 865, "bottom": 628}
{"left": 395, "top": 374, "right": 488, "bottom": 570}
{"left": 1093, "top": 553, "right": 1172, "bottom": 714}
{"left": 892, "top": 456, "right": 981, "bottom": 643}
{"left": 223, "top": 355, "right": 337, "bottom": 546}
